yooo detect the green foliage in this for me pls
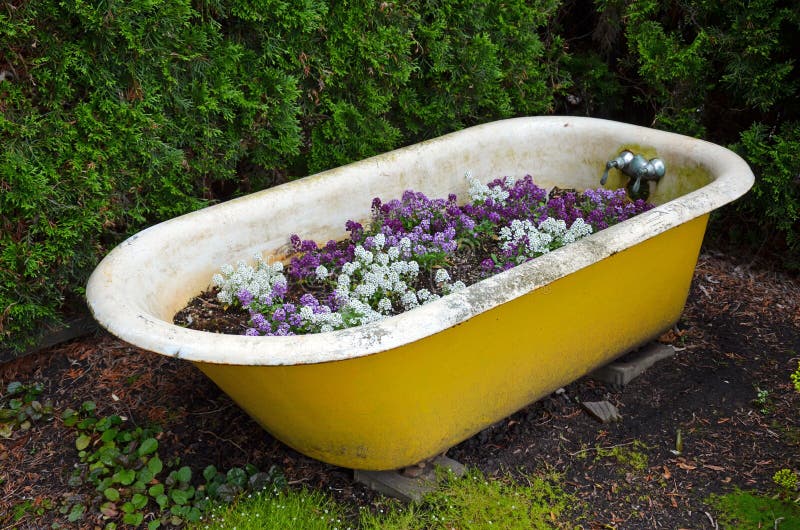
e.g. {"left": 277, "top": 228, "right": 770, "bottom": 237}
{"left": 0, "top": 381, "right": 54, "bottom": 438}
{"left": 574, "top": 440, "right": 650, "bottom": 473}
{"left": 1, "top": 0, "right": 305, "bottom": 351}
{"left": 303, "top": 0, "right": 560, "bottom": 172}
{"left": 61, "top": 401, "right": 285, "bottom": 528}
{"left": 730, "top": 121, "right": 800, "bottom": 267}
{"left": 707, "top": 489, "right": 800, "bottom": 529}
{"left": 10, "top": 498, "right": 54, "bottom": 523}
{"left": 556, "top": 0, "right": 800, "bottom": 262}
{"left": 792, "top": 361, "right": 800, "bottom": 394}
{"left": 561, "top": 0, "right": 800, "bottom": 137}
{"left": 1, "top": 0, "right": 560, "bottom": 353}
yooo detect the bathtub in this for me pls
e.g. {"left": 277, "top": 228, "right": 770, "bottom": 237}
{"left": 86, "top": 117, "right": 753, "bottom": 470}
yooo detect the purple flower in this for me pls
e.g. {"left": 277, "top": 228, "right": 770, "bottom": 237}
{"left": 346, "top": 220, "right": 364, "bottom": 242}
{"left": 236, "top": 289, "right": 254, "bottom": 308}
{"left": 251, "top": 313, "right": 272, "bottom": 333}
{"left": 274, "top": 323, "right": 293, "bottom": 336}
{"left": 272, "top": 282, "right": 288, "bottom": 298}
{"left": 299, "top": 293, "right": 319, "bottom": 307}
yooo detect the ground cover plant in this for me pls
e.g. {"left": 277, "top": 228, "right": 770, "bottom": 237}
{"left": 175, "top": 175, "right": 652, "bottom": 336}
{"left": 59, "top": 400, "right": 283, "bottom": 528}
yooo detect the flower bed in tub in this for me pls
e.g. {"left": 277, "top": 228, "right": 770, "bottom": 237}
{"left": 86, "top": 116, "right": 753, "bottom": 471}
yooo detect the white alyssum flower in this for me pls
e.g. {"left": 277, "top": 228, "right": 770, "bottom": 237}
{"left": 445, "top": 280, "right": 467, "bottom": 294}
{"left": 212, "top": 253, "right": 286, "bottom": 305}
{"left": 499, "top": 216, "right": 593, "bottom": 263}
{"left": 344, "top": 298, "right": 385, "bottom": 326}
{"left": 377, "top": 297, "right": 392, "bottom": 313}
{"left": 466, "top": 171, "right": 512, "bottom": 205}
{"left": 560, "top": 217, "right": 593, "bottom": 244}
{"left": 333, "top": 239, "right": 437, "bottom": 325}
{"left": 434, "top": 268, "right": 451, "bottom": 284}
{"left": 342, "top": 261, "right": 360, "bottom": 276}
{"left": 315, "top": 265, "right": 329, "bottom": 280}
{"left": 401, "top": 291, "right": 419, "bottom": 310}
{"left": 499, "top": 219, "right": 553, "bottom": 259}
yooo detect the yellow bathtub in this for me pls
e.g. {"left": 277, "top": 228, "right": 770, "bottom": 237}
{"left": 86, "top": 117, "right": 753, "bottom": 470}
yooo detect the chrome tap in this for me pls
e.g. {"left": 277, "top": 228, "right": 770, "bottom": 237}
{"left": 601, "top": 150, "right": 666, "bottom": 194}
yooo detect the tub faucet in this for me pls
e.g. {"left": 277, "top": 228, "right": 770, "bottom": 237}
{"left": 601, "top": 150, "right": 666, "bottom": 194}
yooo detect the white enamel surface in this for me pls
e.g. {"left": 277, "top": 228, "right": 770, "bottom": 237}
{"left": 86, "top": 117, "right": 754, "bottom": 365}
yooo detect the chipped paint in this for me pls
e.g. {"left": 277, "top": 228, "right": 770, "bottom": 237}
{"left": 86, "top": 116, "right": 754, "bottom": 469}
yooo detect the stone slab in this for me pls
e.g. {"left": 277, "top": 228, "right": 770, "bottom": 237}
{"left": 590, "top": 342, "right": 675, "bottom": 387}
{"left": 353, "top": 455, "right": 466, "bottom": 502}
{"left": 581, "top": 400, "right": 622, "bottom": 423}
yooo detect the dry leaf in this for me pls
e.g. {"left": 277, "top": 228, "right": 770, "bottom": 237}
{"left": 677, "top": 462, "right": 697, "bottom": 470}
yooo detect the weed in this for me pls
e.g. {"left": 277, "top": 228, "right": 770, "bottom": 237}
{"left": 754, "top": 387, "right": 772, "bottom": 414}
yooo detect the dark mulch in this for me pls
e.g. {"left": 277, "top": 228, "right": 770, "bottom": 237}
{"left": 1, "top": 249, "right": 799, "bottom": 529}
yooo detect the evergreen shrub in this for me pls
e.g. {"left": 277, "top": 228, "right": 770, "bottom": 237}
{"left": 3, "top": 0, "right": 799, "bottom": 352}
{"left": 0, "top": 0, "right": 559, "bottom": 352}
{"left": 556, "top": 0, "right": 800, "bottom": 268}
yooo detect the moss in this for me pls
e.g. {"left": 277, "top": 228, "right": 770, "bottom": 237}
{"left": 593, "top": 440, "right": 650, "bottom": 473}
{"left": 707, "top": 489, "right": 800, "bottom": 529}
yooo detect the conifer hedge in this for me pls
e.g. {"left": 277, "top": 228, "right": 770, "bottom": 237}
{"left": 2, "top": 0, "right": 798, "bottom": 352}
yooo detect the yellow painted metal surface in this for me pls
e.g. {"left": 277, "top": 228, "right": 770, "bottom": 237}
{"left": 195, "top": 215, "right": 709, "bottom": 470}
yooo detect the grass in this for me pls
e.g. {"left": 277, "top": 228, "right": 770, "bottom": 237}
{"left": 192, "top": 486, "right": 351, "bottom": 530}
{"left": 190, "top": 467, "right": 580, "bottom": 530}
